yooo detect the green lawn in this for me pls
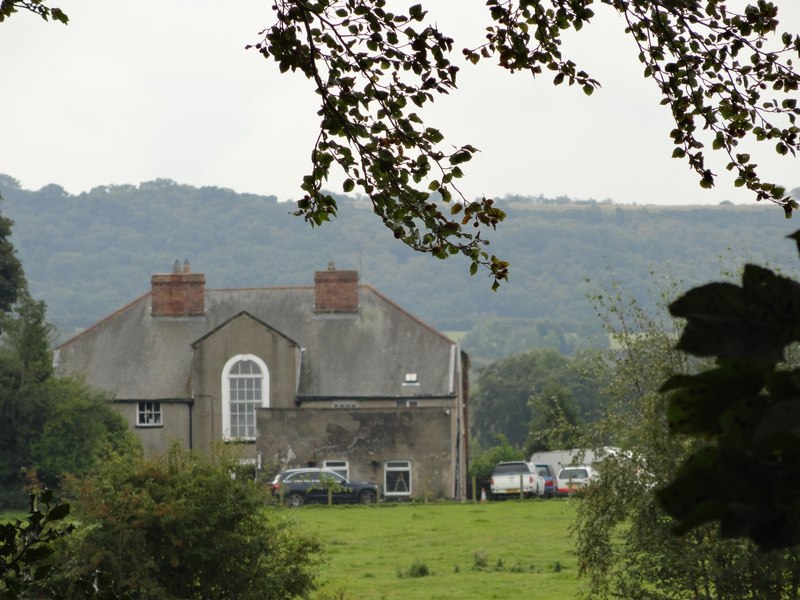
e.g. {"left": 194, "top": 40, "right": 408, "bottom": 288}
{"left": 291, "top": 498, "right": 586, "bottom": 600}
{"left": 3, "top": 499, "right": 585, "bottom": 599}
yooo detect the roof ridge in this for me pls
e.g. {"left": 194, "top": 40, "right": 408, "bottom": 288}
{"left": 206, "top": 284, "right": 312, "bottom": 292}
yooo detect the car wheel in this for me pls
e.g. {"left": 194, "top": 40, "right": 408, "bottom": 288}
{"left": 287, "top": 492, "right": 305, "bottom": 508}
{"left": 359, "top": 490, "right": 377, "bottom": 505}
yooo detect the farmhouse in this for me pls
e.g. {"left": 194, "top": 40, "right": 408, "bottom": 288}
{"left": 54, "top": 261, "right": 469, "bottom": 500}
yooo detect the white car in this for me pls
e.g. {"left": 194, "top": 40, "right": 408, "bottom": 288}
{"left": 556, "top": 465, "right": 598, "bottom": 496}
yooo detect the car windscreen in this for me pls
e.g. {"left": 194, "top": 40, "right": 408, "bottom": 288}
{"left": 559, "top": 468, "right": 589, "bottom": 479}
{"left": 493, "top": 463, "right": 530, "bottom": 475}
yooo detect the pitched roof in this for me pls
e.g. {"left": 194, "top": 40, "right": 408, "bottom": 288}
{"left": 55, "top": 284, "right": 458, "bottom": 401}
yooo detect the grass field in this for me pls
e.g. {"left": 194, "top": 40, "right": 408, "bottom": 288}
{"left": 2, "top": 499, "right": 585, "bottom": 599}
{"left": 292, "top": 498, "right": 585, "bottom": 600}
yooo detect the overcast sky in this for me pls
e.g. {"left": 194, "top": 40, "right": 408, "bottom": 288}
{"left": 2, "top": 1, "right": 798, "bottom": 205}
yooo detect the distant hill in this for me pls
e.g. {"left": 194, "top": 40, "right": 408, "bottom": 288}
{"left": 1, "top": 174, "right": 799, "bottom": 365}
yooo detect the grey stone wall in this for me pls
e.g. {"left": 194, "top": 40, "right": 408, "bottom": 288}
{"left": 257, "top": 407, "right": 456, "bottom": 499}
{"left": 112, "top": 400, "right": 192, "bottom": 457}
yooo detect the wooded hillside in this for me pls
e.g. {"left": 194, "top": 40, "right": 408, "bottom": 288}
{"left": 1, "top": 174, "right": 798, "bottom": 364}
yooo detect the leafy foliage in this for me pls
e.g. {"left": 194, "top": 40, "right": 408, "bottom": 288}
{"left": 611, "top": 0, "right": 799, "bottom": 205}
{"left": 471, "top": 348, "right": 608, "bottom": 449}
{"left": 0, "top": 0, "right": 67, "bottom": 24}
{"left": 59, "top": 445, "right": 321, "bottom": 600}
{"left": 576, "top": 273, "right": 800, "bottom": 599}
{"left": 0, "top": 489, "right": 72, "bottom": 598}
{"left": 252, "top": 0, "right": 800, "bottom": 284}
{"left": 28, "top": 379, "right": 139, "bottom": 488}
{"left": 0, "top": 374, "right": 137, "bottom": 507}
{"left": 0, "top": 201, "right": 139, "bottom": 508}
{"left": 0, "top": 201, "right": 24, "bottom": 319}
{"left": 250, "top": 1, "right": 509, "bottom": 288}
{"left": 528, "top": 385, "right": 581, "bottom": 453}
{"left": 657, "top": 230, "right": 800, "bottom": 550}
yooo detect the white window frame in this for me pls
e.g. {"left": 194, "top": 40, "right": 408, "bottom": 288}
{"left": 221, "top": 354, "right": 269, "bottom": 441}
{"left": 323, "top": 460, "right": 349, "bottom": 480}
{"left": 384, "top": 460, "right": 412, "bottom": 497}
{"left": 137, "top": 401, "right": 162, "bottom": 427}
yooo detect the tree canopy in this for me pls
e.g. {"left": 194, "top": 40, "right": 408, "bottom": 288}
{"left": 250, "top": 0, "right": 800, "bottom": 286}
{"left": 0, "top": 204, "right": 24, "bottom": 317}
{"left": 471, "top": 348, "right": 608, "bottom": 449}
{"left": 0, "top": 285, "right": 139, "bottom": 507}
{"left": 577, "top": 275, "right": 800, "bottom": 598}
{"left": 0, "top": 196, "right": 139, "bottom": 509}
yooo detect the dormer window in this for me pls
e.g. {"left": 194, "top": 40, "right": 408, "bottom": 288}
{"left": 403, "top": 373, "right": 419, "bottom": 386}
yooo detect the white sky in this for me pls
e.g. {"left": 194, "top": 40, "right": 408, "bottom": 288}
{"left": 1, "top": 0, "right": 798, "bottom": 205}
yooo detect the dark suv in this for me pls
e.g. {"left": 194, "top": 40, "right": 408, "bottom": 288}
{"left": 270, "top": 468, "right": 379, "bottom": 507}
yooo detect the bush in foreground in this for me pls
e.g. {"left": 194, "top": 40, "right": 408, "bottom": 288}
{"left": 56, "top": 445, "right": 321, "bottom": 599}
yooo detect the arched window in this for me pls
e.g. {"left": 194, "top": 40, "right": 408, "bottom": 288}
{"left": 221, "top": 355, "right": 269, "bottom": 441}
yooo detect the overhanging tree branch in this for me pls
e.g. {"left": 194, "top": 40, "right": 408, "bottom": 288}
{"left": 0, "top": 0, "right": 67, "bottom": 24}
{"left": 251, "top": 0, "right": 799, "bottom": 286}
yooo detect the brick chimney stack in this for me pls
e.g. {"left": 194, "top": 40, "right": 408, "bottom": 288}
{"left": 314, "top": 261, "right": 359, "bottom": 313}
{"left": 151, "top": 260, "right": 205, "bottom": 317}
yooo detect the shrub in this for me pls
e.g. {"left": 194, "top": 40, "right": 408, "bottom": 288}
{"left": 57, "top": 445, "right": 321, "bottom": 599}
{"left": 472, "top": 550, "right": 489, "bottom": 570}
{"left": 397, "top": 560, "right": 430, "bottom": 578}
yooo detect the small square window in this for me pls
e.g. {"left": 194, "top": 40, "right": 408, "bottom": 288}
{"left": 384, "top": 460, "right": 412, "bottom": 497}
{"left": 403, "top": 373, "right": 419, "bottom": 385}
{"left": 137, "top": 401, "right": 162, "bottom": 427}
